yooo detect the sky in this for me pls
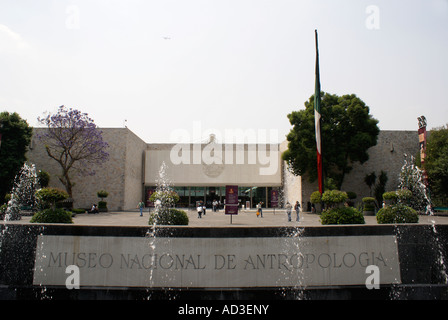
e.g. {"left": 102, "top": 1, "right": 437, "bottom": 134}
{"left": 0, "top": 0, "right": 447, "bottom": 143}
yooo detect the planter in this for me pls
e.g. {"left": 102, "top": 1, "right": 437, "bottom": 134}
{"left": 98, "top": 201, "right": 108, "bottom": 212}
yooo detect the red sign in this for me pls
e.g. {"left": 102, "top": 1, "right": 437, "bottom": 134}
{"left": 146, "top": 188, "right": 155, "bottom": 207}
{"left": 225, "top": 185, "right": 238, "bottom": 215}
{"left": 271, "top": 190, "right": 279, "bottom": 208}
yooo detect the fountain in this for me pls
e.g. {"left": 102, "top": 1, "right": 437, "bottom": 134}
{"left": 4, "top": 163, "right": 38, "bottom": 221}
{"left": 145, "top": 161, "right": 178, "bottom": 299}
{"left": 398, "top": 154, "right": 432, "bottom": 214}
{"left": 389, "top": 154, "right": 448, "bottom": 299}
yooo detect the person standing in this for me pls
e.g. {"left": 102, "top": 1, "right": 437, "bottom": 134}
{"left": 137, "top": 201, "right": 145, "bottom": 216}
{"left": 294, "top": 201, "right": 301, "bottom": 222}
{"left": 286, "top": 202, "right": 292, "bottom": 222}
{"left": 212, "top": 200, "right": 218, "bottom": 212}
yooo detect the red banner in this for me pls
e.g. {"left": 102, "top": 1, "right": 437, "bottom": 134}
{"left": 225, "top": 185, "right": 238, "bottom": 215}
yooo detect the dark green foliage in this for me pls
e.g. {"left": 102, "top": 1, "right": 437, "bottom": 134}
{"left": 97, "top": 190, "right": 109, "bottom": 200}
{"left": 376, "top": 204, "right": 419, "bottom": 224}
{"left": 320, "top": 207, "right": 365, "bottom": 225}
{"left": 283, "top": 93, "right": 379, "bottom": 189}
{"left": 98, "top": 201, "right": 108, "bottom": 212}
{"left": 0, "top": 112, "right": 33, "bottom": 204}
{"left": 35, "top": 187, "right": 69, "bottom": 209}
{"left": 424, "top": 125, "right": 448, "bottom": 205}
{"left": 149, "top": 208, "right": 189, "bottom": 226}
{"left": 321, "top": 190, "right": 348, "bottom": 208}
{"left": 30, "top": 208, "right": 73, "bottom": 224}
{"left": 37, "top": 170, "right": 50, "bottom": 188}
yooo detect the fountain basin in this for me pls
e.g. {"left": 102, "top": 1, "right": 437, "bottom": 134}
{"left": 1, "top": 224, "right": 447, "bottom": 299}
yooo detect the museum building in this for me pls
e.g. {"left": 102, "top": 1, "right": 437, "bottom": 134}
{"left": 27, "top": 128, "right": 419, "bottom": 211}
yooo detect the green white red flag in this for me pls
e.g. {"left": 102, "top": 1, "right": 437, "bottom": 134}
{"left": 314, "top": 30, "right": 323, "bottom": 194}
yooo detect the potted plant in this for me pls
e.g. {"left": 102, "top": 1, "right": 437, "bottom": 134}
{"left": 310, "top": 191, "right": 322, "bottom": 213}
{"left": 362, "top": 197, "right": 376, "bottom": 216}
{"left": 382, "top": 191, "right": 398, "bottom": 206}
{"left": 97, "top": 190, "right": 109, "bottom": 212}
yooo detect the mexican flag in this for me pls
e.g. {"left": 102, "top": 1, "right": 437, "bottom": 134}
{"left": 314, "top": 30, "right": 323, "bottom": 194}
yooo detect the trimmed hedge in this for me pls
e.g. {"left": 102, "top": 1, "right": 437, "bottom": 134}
{"left": 149, "top": 208, "right": 189, "bottom": 226}
{"left": 376, "top": 204, "right": 419, "bottom": 224}
{"left": 322, "top": 190, "right": 348, "bottom": 207}
{"left": 30, "top": 208, "right": 73, "bottom": 224}
{"left": 320, "top": 207, "right": 365, "bottom": 225}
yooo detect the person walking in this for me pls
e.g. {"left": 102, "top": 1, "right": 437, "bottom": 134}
{"left": 294, "top": 201, "right": 301, "bottom": 222}
{"left": 286, "top": 202, "right": 292, "bottom": 222}
{"left": 256, "top": 202, "right": 263, "bottom": 218}
{"left": 197, "top": 204, "right": 203, "bottom": 218}
{"left": 137, "top": 201, "right": 145, "bottom": 216}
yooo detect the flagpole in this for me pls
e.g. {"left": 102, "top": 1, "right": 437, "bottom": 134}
{"left": 314, "top": 29, "right": 324, "bottom": 194}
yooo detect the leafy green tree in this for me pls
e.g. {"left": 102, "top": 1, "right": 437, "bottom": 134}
{"left": 282, "top": 92, "right": 379, "bottom": 189}
{"left": 424, "top": 125, "right": 448, "bottom": 204}
{"left": 0, "top": 112, "right": 33, "bottom": 203}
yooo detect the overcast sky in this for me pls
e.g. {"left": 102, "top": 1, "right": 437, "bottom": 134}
{"left": 1, "top": 0, "right": 447, "bottom": 143}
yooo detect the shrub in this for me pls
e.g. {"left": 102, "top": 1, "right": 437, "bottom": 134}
{"left": 310, "top": 191, "right": 322, "bottom": 204}
{"left": 149, "top": 208, "right": 189, "bottom": 226}
{"left": 346, "top": 191, "right": 357, "bottom": 200}
{"left": 376, "top": 204, "right": 419, "bottom": 224}
{"left": 362, "top": 197, "right": 375, "bottom": 203}
{"left": 320, "top": 207, "right": 365, "bottom": 225}
{"left": 362, "top": 197, "right": 375, "bottom": 211}
{"left": 37, "top": 170, "right": 50, "bottom": 188}
{"left": 30, "top": 208, "right": 73, "bottom": 224}
{"left": 322, "top": 190, "right": 348, "bottom": 207}
{"left": 35, "top": 187, "right": 69, "bottom": 209}
{"left": 396, "top": 189, "right": 412, "bottom": 202}
{"left": 98, "top": 201, "right": 107, "bottom": 208}
{"left": 149, "top": 190, "right": 180, "bottom": 204}
{"left": 97, "top": 190, "right": 109, "bottom": 200}
{"left": 382, "top": 191, "right": 398, "bottom": 201}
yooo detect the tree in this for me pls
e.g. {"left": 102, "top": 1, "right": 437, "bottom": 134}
{"left": 424, "top": 125, "right": 448, "bottom": 205}
{"left": 0, "top": 112, "right": 33, "bottom": 204}
{"left": 37, "top": 106, "right": 109, "bottom": 198}
{"left": 364, "top": 172, "right": 376, "bottom": 196}
{"left": 282, "top": 92, "right": 379, "bottom": 189}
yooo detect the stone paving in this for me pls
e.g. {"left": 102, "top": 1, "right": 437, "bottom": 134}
{"left": 4, "top": 208, "right": 448, "bottom": 227}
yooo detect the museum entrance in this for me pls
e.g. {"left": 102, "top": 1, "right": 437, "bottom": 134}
{"left": 145, "top": 185, "right": 281, "bottom": 209}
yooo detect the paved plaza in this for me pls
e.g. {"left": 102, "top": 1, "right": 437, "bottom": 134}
{"left": 3, "top": 208, "right": 448, "bottom": 227}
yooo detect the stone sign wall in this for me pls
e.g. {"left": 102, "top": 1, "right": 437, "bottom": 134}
{"left": 33, "top": 235, "right": 401, "bottom": 288}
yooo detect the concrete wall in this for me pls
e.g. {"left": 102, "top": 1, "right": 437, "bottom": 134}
{"left": 300, "top": 130, "right": 420, "bottom": 206}
{"left": 1, "top": 224, "right": 447, "bottom": 300}
{"left": 27, "top": 128, "right": 146, "bottom": 211}
{"left": 145, "top": 143, "right": 282, "bottom": 187}
{"left": 27, "top": 128, "right": 419, "bottom": 211}
{"left": 123, "top": 130, "right": 147, "bottom": 209}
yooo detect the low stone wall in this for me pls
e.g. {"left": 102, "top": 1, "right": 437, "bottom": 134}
{"left": 1, "top": 224, "right": 447, "bottom": 300}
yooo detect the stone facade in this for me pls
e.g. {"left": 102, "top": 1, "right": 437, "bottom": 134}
{"left": 27, "top": 128, "right": 146, "bottom": 211}
{"left": 27, "top": 128, "right": 419, "bottom": 211}
{"left": 144, "top": 143, "right": 282, "bottom": 187}
{"left": 299, "top": 130, "right": 420, "bottom": 208}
